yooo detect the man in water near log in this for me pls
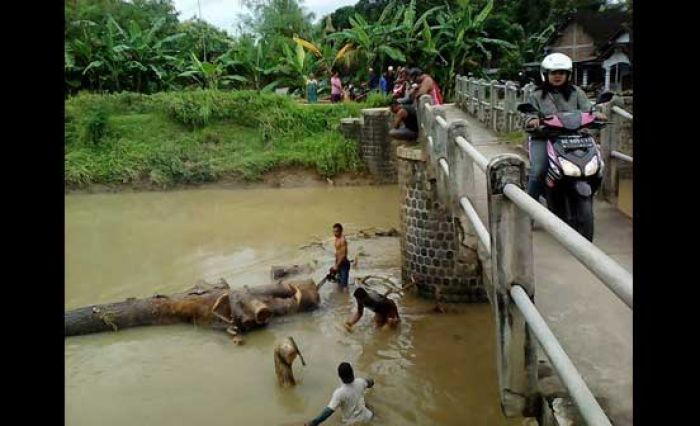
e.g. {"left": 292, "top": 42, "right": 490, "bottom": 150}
{"left": 345, "top": 287, "right": 400, "bottom": 330}
{"left": 305, "top": 362, "right": 374, "bottom": 425}
{"left": 330, "top": 223, "right": 351, "bottom": 290}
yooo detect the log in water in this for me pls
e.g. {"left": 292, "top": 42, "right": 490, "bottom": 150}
{"left": 65, "top": 277, "right": 320, "bottom": 337}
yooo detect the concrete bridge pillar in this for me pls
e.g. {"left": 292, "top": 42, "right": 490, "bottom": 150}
{"left": 397, "top": 145, "right": 485, "bottom": 302}
{"left": 359, "top": 108, "right": 398, "bottom": 183}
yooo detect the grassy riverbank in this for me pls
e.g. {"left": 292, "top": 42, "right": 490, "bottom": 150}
{"left": 65, "top": 90, "right": 387, "bottom": 189}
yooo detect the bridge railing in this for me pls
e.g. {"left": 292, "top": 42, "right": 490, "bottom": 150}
{"left": 599, "top": 102, "right": 634, "bottom": 206}
{"left": 417, "top": 92, "right": 632, "bottom": 424}
{"left": 456, "top": 76, "right": 536, "bottom": 134}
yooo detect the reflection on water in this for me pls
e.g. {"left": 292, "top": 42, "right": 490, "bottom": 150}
{"left": 66, "top": 186, "right": 521, "bottom": 425}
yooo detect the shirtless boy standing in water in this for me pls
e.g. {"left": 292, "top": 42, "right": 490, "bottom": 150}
{"left": 330, "top": 223, "right": 351, "bottom": 290}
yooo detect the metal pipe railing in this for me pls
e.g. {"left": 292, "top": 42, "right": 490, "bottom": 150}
{"left": 459, "top": 196, "right": 491, "bottom": 253}
{"left": 436, "top": 116, "right": 448, "bottom": 130}
{"left": 455, "top": 136, "right": 489, "bottom": 171}
{"left": 510, "top": 285, "right": 613, "bottom": 426}
{"left": 502, "top": 184, "right": 633, "bottom": 309}
{"left": 611, "top": 150, "right": 633, "bottom": 163}
{"left": 612, "top": 105, "right": 633, "bottom": 121}
{"left": 439, "top": 158, "right": 450, "bottom": 177}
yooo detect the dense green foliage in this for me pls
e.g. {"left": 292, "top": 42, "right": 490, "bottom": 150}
{"left": 66, "top": 0, "right": 628, "bottom": 97}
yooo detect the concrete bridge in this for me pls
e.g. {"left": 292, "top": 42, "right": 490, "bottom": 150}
{"left": 341, "top": 79, "right": 633, "bottom": 425}
{"left": 419, "top": 101, "right": 632, "bottom": 426}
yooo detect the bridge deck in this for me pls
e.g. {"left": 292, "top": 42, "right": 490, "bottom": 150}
{"left": 441, "top": 104, "right": 633, "bottom": 426}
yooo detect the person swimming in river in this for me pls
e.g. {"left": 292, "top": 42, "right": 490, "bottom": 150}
{"left": 329, "top": 223, "right": 351, "bottom": 290}
{"left": 345, "top": 287, "right": 400, "bottom": 330}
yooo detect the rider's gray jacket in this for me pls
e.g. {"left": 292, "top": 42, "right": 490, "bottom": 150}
{"left": 523, "top": 85, "right": 592, "bottom": 132}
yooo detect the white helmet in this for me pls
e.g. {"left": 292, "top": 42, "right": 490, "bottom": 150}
{"left": 540, "top": 52, "right": 573, "bottom": 82}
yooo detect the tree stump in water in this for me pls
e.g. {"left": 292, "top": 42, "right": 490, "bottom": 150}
{"left": 274, "top": 336, "right": 306, "bottom": 387}
{"left": 65, "top": 278, "right": 320, "bottom": 337}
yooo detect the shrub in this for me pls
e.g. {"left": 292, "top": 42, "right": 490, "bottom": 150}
{"left": 80, "top": 103, "right": 110, "bottom": 146}
{"left": 363, "top": 92, "right": 393, "bottom": 108}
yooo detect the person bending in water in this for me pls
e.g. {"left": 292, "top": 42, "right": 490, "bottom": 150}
{"left": 330, "top": 223, "right": 351, "bottom": 290}
{"left": 305, "top": 362, "right": 374, "bottom": 426}
{"left": 345, "top": 287, "right": 400, "bottom": 330}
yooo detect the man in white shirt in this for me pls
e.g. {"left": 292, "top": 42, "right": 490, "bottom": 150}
{"left": 306, "top": 362, "right": 375, "bottom": 425}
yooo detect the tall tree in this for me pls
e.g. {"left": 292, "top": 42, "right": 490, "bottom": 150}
{"left": 240, "top": 0, "right": 315, "bottom": 39}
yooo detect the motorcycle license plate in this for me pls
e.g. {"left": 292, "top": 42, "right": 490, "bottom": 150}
{"left": 557, "top": 136, "right": 593, "bottom": 149}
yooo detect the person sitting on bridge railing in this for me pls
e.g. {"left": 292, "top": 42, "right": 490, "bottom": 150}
{"left": 523, "top": 53, "right": 607, "bottom": 202}
{"left": 392, "top": 67, "right": 408, "bottom": 99}
{"left": 409, "top": 68, "right": 443, "bottom": 105}
{"left": 388, "top": 100, "right": 419, "bottom": 141}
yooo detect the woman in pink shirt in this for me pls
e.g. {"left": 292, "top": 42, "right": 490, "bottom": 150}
{"left": 330, "top": 70, "right": 342, "bottom": 103}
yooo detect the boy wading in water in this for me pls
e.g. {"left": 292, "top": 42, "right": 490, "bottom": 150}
{"left": 345, "top": 287, "right": 400, "bottom": 330}
{"left": 330, "top": 223, "right": 351, "bottom": 290}
{"left": 305, "top": 362, "right": 375, "bottom": 425}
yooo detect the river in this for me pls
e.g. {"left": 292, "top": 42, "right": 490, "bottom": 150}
{"left": 65, "top": 186, "right": 521, "bottom": 426}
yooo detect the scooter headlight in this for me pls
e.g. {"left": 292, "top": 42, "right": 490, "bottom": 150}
{"left": 558, "top": 157, "right": 581, "bottom": 177}
{"left": 584, "top": 156, "right": 599, "bottom": 176}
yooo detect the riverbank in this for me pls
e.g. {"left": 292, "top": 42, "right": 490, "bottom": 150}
{"left": 65, "top": 166, "right": 379, "bottom": 194}
{"left": 65, "top": 90, "right": 390, "bottom": 190}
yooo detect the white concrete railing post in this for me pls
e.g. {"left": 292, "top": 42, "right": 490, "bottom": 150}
{"left": 417, "top": 94, "right": 435, "bottom": 146}
{"left": 598, "top": 101, "right": 617, "bottom": 205}
{"left": 478, "top": 79, "right": 487, "bottom": 122}
{"left": 433, "top": 109, "right": 449, "bottom": 201}
{"left": 446, "top": 120, "right": 473, "bottom": 240}
{"left": 504, "top": 81, "right": 518, "bottom": 133}
{"left": 457, "top": 75, "right": 466, "bottom": 108}
{"left": 485, "top": 153, "right": 539, "bottom": 417}
{"left": 471, "top": 78, "right": 481, "bottom": 117}
{"left": 490, "top": 80, "right": 498, "bottom": 130}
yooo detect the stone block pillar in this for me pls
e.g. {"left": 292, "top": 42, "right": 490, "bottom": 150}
{"left": 398, "top": 145, "right": 486, "bottom": 302}
{"left": 340, "top": 117, "right": 362, "bottom": 142}
{"left": 358, "top": 108, "right": 397, "bottom": 183}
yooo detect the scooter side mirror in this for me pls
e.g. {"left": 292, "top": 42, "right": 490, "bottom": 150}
{"left": 517, "top": 102, "right": 538, "bottom": 114}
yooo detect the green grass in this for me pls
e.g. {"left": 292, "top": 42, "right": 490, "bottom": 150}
{"left": 65, "top": 90, "right": 366, "bottom": 188}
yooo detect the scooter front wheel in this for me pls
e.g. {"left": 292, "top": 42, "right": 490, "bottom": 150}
{"left": 571, "top": 194, "right": 594, "bottom": 241}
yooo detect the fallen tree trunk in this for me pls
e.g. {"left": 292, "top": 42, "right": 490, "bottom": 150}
{"left": 65, "top": 278, "right": 320, "bottom": 337}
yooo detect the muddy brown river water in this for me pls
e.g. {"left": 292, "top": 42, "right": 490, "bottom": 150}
{"left": 65, "top": 186, "right": 522, "bottom": 426}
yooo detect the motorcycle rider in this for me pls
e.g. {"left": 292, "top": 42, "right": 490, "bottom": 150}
{"left": 523, "top": 53, "right": 607, "bottom": 202}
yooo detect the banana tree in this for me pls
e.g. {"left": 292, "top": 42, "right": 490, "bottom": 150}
{"left": 109, "top": 16, "right": 185, "bottom": 92}
{"left": 324, "top": 6, "right": 407, "bottom": 76}
{"left": 274, "top": 42, "right": 313, "bottom": 93}
{"left": 226, "top": 36, "right": 279, "bottom": 91}
{"left": 178, "top": 52, "right": 247, "bottom": 89}
{"left": 292, "top": 36, "right": 344, "bottom": 77}
{"left": 68, "top": 18, "right": 120, "bottom": 92}
{"left": 433, "top": 0, "right": 514, "bottom": 98}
